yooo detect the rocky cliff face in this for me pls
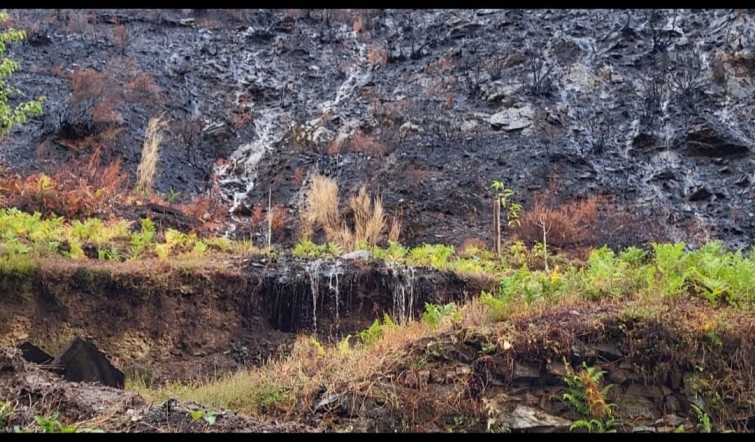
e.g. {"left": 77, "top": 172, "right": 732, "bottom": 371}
{"left": 3, "top": 9, "right": 755, "bottom": 249}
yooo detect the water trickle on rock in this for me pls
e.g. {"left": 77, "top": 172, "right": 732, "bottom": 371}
{"left": 306, "top": 259, "right": 322, "bottom": 332}
{"left": 326, "top": 262, "right": 342, "bottom": 326}
{"left": 388, "top": 262, "right": 416, "bottom": 325}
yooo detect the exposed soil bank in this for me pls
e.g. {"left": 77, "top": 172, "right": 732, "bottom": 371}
{"left": 0, "top": 256, "right": 491, "bottom": 381}
{"left": 302, "top": 301, "right": 755, "bottom": 433}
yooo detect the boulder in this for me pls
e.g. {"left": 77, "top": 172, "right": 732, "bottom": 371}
{"left": 489, "top": 103, "right": 534, "bottom": 132}
{"left": 51, "top": 337, "right": 125, "bottom": 389}
{"left": 493, "top": 404, "right": 572, "bottom": 432}
{"left": 17, "top": 341, "right": 53, "bottom": 365}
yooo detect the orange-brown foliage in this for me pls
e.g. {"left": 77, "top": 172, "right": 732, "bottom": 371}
{"left": 367, "top": 45, "right": 387, "bottom": 67}
{"left": 230, "top": 109, "right": 253, "bottom": 129}
{"left": 517, "top": 194, "right": 600, "bottom": 249}
{"left": 250, "top": 205, "right": 265, "bottom": 230}
{"left": 0, "top": 146, "right": 130, "bottom": 218}
{"left": 515, "top": 175, "right": 667, "bottom": 251}
{"left": 293, "top": 167, "right": 305, "bottom": 187}
{"left": 326, "top": 138, "right": 345, "bottom": 156}
{"left": 271, "top": 205, "right": 288, "bottom": 233}
{"left": 70, "top": 68, "right": 121, "bottom": 124}
{"left": 346, "top": 131, "right": 387, "bottom": 156}
{"left": 443, "top": 92, "right": 455, "bottom": 110}
{"left": 437, "top": 57, "right": 454, "bottom": 71}
{"left": 123, "top": 72, "right": 161, "bottom": 103}
{"left": 69, "top": 57, "right": 163, "bottom": 128}
{"left": 110, "top": 24, "right": 129, "bottom": 51}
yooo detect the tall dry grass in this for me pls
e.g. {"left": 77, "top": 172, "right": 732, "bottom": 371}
{"left": 300, "top": 173, "right": 341, "bottom": 240}
{"left": 299, "top": 174, "right": 388, "bottom": 251}
{"left": 136, "top": 115, "right": 167, "bottom": 194}
{"left": 348, "top": 185, "right": 385, "bottom": 246}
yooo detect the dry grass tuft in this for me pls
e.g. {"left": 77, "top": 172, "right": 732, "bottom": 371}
{"left": 299, "top": 174, "right": 387, "bottom": 250}
{"left": 348, "top": 185, "right": 385, "bottom": 247}
{"left": 387, "top": 212, "right": 402, "bottom": 244}
{"left": 136, "top": 115, "right": 167, "bottom": 194}
{"left": 300, "top": 173, "right": 341, "bottom": 241}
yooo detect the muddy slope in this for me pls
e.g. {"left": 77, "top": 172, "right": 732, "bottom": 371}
{"left": 3, "top": 9, "right": 755, "bottom": 248}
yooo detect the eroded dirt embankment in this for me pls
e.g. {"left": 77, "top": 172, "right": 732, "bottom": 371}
{"left": 0, "top": 256, "right": 490, "bottom": 381}
{"left": 298, "top": 301, "right": 755, "bottom": 433}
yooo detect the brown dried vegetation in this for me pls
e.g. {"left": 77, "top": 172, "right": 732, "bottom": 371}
{"left": 299, "top": 174, "right": 387, "bottom": 251}
{"left": 0, "top": 147, "right": 130, "bottom": 219}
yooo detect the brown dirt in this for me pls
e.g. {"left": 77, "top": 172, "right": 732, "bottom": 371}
{"left": 0, "top": 348, "right": 314, "bottom": 433}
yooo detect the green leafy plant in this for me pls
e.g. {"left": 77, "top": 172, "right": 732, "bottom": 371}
{"left": 421, "top": 302, "right": 461, "bottom": 329}
{"left": 690, "top": 404, "right": 712, "bottom": 433}
{"left": 337, "top": 334, "right": 353, "bottom": 356}
{"left": 385, "top": 241, "right": 408, "bottom": 262}
{"left": 326, "top": 242, "right": 342, "bottom": 257}
{"left": 205, "top": 237, "right": 233, "bottom": 252}
{"left": 129, "top": 218, "right": 156, "bottom": 259}
{"left": 188, "top": 409, "right": 218, "bottom": 425}
{"left": 490, "top": 180, "right": 522, "bottom": 227}
{"left": 309, "top": 336, "right": 325, "bottom": 356}
{"left": 165, "top": 188, "right": 180, "bottom": 204}
{"left": 562, "top": 360, "right": 616, "bottom": 433}
{"left": 0, "top": 400, "right": 12, "bottom": 428}
{"left": 357, "top": 315, "right": 397, "bottom": 347}
{"left": 293, "top": 239, "right": 326, "bottom": 259}
{"left": 0, "top": 12, "right": 45, "bottom": 138}
{"left": 407, "top": 244, "right": 455, "bottom": 269}
{"left": 17, "top": 413, "right": 102, "bottom": 433}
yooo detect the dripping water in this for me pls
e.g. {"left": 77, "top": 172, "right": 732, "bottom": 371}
{"left": 325, "top": 260, "right": 343, "bottom": 327}
{"left": 389, "top": 262, "right": 416, "bottom": 324}
{"left": 306, "top": 259, "right": 322, "bottom": 332}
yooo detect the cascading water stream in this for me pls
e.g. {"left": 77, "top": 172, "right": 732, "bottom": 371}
{"left": 388, "top": 262, "right": 416, "bottom": 324}
{"left": 306, "top": 259, "right": 322, "bottom": 332}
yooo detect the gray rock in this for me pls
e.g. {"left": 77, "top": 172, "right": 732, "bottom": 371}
{"left": 340, "top": 250, "right": 371, "bottom": 261}
{"left": 312, "top": 126, "right": 335, "bottom": 144}
{"left": 594, "top": 344, "right": 623, "bottom": 361}
{"left": 489, "top": 103, "right": 534, "bottom": 132}
{"left": 512, "top": 363, "right": 540, "bottom": 381}
{"left": 632, "top": 425, "right": 656, "bottom": 433}
{"left": 497, "top": 405, "right": 572, "bottom": 432}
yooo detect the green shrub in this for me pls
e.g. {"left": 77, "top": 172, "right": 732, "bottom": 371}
{"left": 421, "top": 302, "right": 461, "bottom": 329}
{"left": 407, "top": 244, "right": 455, "bottom": 269}
{"left": 293, "top": 239, "right": 326, "bottom": 259}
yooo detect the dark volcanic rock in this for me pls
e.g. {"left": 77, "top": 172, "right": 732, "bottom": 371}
{"left": 3, "top": 9, "right": 755, "bottom": 249}
{"left": 685, "top": 122, "right": 751, "bottom": 157}
{"left": 17, "top": 341, "right": 53, "bottom": 365}
{"left": 51, "top": 337, "right": 125, "bottom": 389}
{"left": 688, "top": 186, "right": 713, "bottom": 202}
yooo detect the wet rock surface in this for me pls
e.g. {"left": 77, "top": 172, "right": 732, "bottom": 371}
{"left": 2, "top": 9, "right": 755, "bottom": 249}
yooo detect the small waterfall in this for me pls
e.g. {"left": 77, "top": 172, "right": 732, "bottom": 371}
{"left": 325, "top": 260, "right": 343, "bottom": 327}
{"left": 388, "top": 262, "right": 416, "bottom": 324}
{"left": 306, "top": 259, "right": 322, "bottom": 332}
{"left": 304, "top": 258, "right": 344, "bottom": 332}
